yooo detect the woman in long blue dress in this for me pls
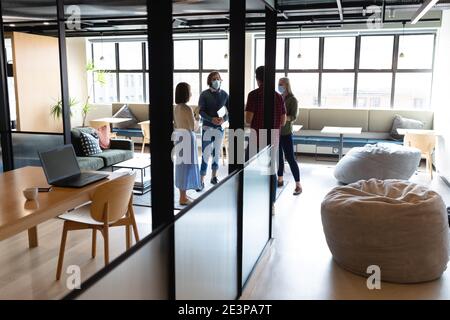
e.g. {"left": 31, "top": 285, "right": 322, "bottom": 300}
{"left": 173, "top": 82, "right": 201, "bottom": 205}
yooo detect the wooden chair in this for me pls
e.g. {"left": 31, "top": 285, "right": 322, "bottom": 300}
{"left": 404, "top": 132, "right": 436, "bottom": 179}
{"left": 139, "top": 120, "right": 150, "bottom": 153}
{"left": 56, "top": 172, "right": 140, "bottom": 280}
{"left": 89, "top": 120, "right": 117, "bottom": 138}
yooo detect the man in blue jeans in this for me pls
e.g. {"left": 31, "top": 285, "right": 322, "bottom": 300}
{"left": 198, "top": 71, "right": 229, "bottom": 191}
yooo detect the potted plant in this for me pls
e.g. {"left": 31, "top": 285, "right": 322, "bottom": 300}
{"left": 50, "top": 97, "right": 78, "bottom": 119}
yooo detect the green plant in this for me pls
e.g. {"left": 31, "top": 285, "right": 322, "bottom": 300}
{"left": 81, "top": 61, "right": 108, "bottom": 126}
{"left": 50, "top": 97, "right": 78, "bottom": 119}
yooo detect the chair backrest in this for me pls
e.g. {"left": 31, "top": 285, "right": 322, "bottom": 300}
{"left": 90, "top": 172, "right": 136, "bottom": 223}
{"left": 140, "top": 122, "right": 150, "bottom": 140}
{"left": 90, "top": 120, "right": 109, "bottom": 129}
{"left": 404, "top": 133, "right": 436, "bottom": 154}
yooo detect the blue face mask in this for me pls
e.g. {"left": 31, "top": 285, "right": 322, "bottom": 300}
{"left": 211, "top": 80, "right": 221, "bottom": 90}
{"left": 278, "top": 85, "right": 285, "bottom": 94}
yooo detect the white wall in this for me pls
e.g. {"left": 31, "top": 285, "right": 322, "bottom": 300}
{"left": 432, "top": 10, "right": 450, "bottom": 183}
{"left": 66, "top": 37, "right": 89, "bottom": 127}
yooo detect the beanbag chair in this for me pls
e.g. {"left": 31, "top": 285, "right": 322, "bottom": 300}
{"left": 334, "top": 143, "right": 421, "bottom": 184}
{"left": 321, "top": 179, "right": 449, "bottom": 283}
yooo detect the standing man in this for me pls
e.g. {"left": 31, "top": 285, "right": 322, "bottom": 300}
{"left": 198, "top": 71, "right": 229, "bottom": 191}
{"left": 245, "top": 66, "right": 286, "bottom": 214}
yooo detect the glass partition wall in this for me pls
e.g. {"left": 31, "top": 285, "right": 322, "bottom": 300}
{"left": 2, "top": 1, "right": 66, "bottom": 169}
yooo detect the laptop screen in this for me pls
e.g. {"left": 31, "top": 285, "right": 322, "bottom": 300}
{"left": 39, "top": 145, "right": 81, "bottom": 184}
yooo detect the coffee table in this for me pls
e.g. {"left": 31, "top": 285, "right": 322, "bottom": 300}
{"left": 321, "top": 126, "right": 362, "bottom": 160}
{"left": 112, "top": 157, "right": 151, "bottom": 195}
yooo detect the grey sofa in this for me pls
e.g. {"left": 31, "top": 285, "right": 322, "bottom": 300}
{"left": 71, "top": 127, "right": 134, "bottom": 171}
{"left": 293, "top": 108, "right": 434, "bottom": 156}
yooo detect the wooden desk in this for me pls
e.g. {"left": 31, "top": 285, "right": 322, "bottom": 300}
{"left": 0, "top": 166, "right": 123, "bottom": 248}
{"left": 321, "top": 126, "right": 362, "bottom": 160}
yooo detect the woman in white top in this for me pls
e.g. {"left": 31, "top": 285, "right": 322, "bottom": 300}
{"left": 173, "top": 82, "right": 201, "bottom": 205}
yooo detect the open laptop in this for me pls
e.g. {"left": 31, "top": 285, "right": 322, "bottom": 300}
{"left": 39, "top": 145, "right": 108, "bottom": 188}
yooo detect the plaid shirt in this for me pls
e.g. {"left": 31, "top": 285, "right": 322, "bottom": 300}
{"left": 245, "top": 87, "right": 286, "bottom": 131}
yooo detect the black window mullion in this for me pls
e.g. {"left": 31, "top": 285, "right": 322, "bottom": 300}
{"left": 391, "top": 35, "right": 399, "bottom": 109}
{"left": 115, "top": 42, "right": 120, "bottom": 101}
{"left": 142, "top": 42, "right": 147, "bottom": 102}
{"left": 284, "top": 37, "right": 289, "bottom": 76}
{"left": 318, "top": 37, "right": 324, "bottom": 107}
{"left": 353, "top": 35, "right": 361, "bottom": 108}
{"left": 199, "top": 39, "right": 203, "bottom": 92}
{"left": 91, "top": 42, "right": 96, "bottom": 103}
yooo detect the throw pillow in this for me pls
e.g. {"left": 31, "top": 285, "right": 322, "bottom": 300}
{"left": 96, "top": 125, "right": 111, "bottom": 149}
{"left": 112, "top": 104, "right": 139, "bottom": 129}
{"left": 390, "top": 115, "right": 424, "bottom": 140}
{"left": 80, "top": 132, "right": 102, "bottom": 156}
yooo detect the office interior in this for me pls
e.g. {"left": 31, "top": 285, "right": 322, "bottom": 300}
{"left": 0, "top": 0, "right": 449, "bottom": 300}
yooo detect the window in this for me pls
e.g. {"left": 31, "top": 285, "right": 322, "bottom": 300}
{"left": 119, "top": 73, "right": 144, "bottom": 102}
{"left": 255, "top": 39, "right": 285, "bottom": 70}
{"left": 288, "top": 38, "right": 319, "bottom": 70}
{"left": 174, "top": 40, "right": 199, "bottom": 70}
{"left": 394, "top": 73, "right": 432, "bottom": 109}
{"left": 359, "top": 36, "right": 393, "bottom": 69}
{"left": 173, "top": 38, "right": 228, "bottom": 103}
{"left": 287, "top": 73, "right": 319, "bottom": 107}
{"left": 323, "top": 37, "right": 355, "bottom": 69}
{"left": 254, "top": 33, "right": 435, "bottom": 109}
{"left": 93, "top": 42, "right": 116, "bottom": 70}
{"left": 203, "top": 39, "right": 228, "bottom": 70}
{"left": 94, "top": 73, "right": 117, "bottom": 103}
{"left": 398, "top": 35, "right": 434, "bottom": 69}
{"left": 321, "top": 73, "right": 354, "bottom": 108}
{"left": 357, "top": 73, "right": 392, "bottom": 108}
{"left": 119, "top": 42, "right": 142, "bottom": 70}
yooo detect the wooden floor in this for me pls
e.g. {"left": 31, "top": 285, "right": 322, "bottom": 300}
{"left": 2, "top": 155, "right": 450, "bottom": 300}
{"left": 241, "top": 156, "right": 450, "bottom": 300}
{"left": 0, "top": 205, "right": 152, "bottom": 300}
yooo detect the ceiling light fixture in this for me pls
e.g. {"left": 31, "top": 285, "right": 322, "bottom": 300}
{"left": 43, "top": 22, "right": 50, "bottom": 25}
{"left": 100, "top": 32, "right": 104, "bottom": 61}
{"left": 411, "top": 0, "right": 439, "bottom": 24}
{"left": 399, "top": 22, "right": 406, "bottom": 58}
{"left": 9, "top": 24, "right": 15, "bottom": 27}
{"left": 224, "top": 28, "right": 229, "bottom": 59}
{"left": 297, "top": 26, "right": 303, "bottom": 59}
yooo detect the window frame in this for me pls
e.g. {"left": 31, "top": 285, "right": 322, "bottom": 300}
{"left": 90, "top": 37, "right": 229, "bottom": 104}
{"left": 254, "top": 32, "right": 436, "bottom": 109}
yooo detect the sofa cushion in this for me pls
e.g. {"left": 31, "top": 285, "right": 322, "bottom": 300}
{"left": 93, "top": 149, "right": 133, "bottom": 167}
{"left": 71, "top": 127, "right": 98, "bottom": 156}
{"left": 77, "top": 156, "right": 104, "bottom": 171}
{"left": 390, "top": 115, "right": 424, "bottom": 140}
{"left": 80, "top": 132, "right": 102, "bottom": 156}
{"left": 369, "top": 109, "right": 433, "bottom": 132}
{"left": 112, "top": 104, "right": 139, "bottom": 129}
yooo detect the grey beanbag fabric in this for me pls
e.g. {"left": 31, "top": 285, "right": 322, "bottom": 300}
{"left": 334, "top": 143, "right": 421, "bottom": 184}
{"left": 321, "top": 179, "right": 449, "bottom": 283}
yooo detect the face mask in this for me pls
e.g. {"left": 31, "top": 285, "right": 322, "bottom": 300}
{"left": 278, "top": 85, "right": 285, "bottom": 94}
{"left": 211, "top": 80, "right": 221, "bottom": 90}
